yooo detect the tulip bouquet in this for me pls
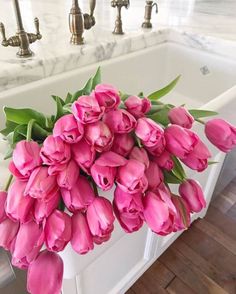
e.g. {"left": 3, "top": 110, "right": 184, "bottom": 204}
{"left": 0, "top": 67, "right": 236, "bottom": 294}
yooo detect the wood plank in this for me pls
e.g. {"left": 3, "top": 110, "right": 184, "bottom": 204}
{"left": 180, "top": 226, "right": 236, "bottom": 279}
{"left": 227, "top": 203, "right": 236, "bottom": 221}
{"left": 130, "top": 280, "right": 153, "bottom": 294}
{"left": 126, "top": 288, "right": 136, "bottom": 294}
{"left": 205, "top": 206, "right": 236, "bottom": 240}
{"left": 193, "top": 219, "right": 236, "bottom": 255}
{"left": 166, "top": 277, "right": 196, "bottom": 294}
{"left": 139, "top": 270, "right": 168, "bottom": 294}
{"left": 211, "top": 193, "right": 234, "bottom": 213}
{"left": 159, "top": 248, "right": 227, "bottom": 294}
{"left": 173, "top": 239, "right": 236, "bottom": 293}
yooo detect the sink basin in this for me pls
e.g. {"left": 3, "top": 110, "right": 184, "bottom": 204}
{"left": 1, "top": 42, "right": 236, "bottom": 294}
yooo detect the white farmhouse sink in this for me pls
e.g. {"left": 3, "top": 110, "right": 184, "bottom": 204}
{"left": 1, "top": 42, "right": 236, "bottom": 294}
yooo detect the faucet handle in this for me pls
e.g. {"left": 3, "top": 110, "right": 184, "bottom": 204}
{"left": 34, "top": 18, "right": 42, "bottom": 40}
{"left": 0, "top": 22, "right": 9, "bottom": 47}
{"left": 84, "top": 0, "right": 96, "bottom": 30}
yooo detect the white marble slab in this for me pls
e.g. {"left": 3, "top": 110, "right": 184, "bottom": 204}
{"left": 0, "top": 0, "right": 236, "bottom": 92}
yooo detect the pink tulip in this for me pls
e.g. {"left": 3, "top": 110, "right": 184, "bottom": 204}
{"left": 71, "top": 212, "right": 94, "bottom": 254}
{"left": 111, "top": 133, "right": 135, "bottom": 157}
{"left": 33, "top": 192, "right": 60, "bottom": 224}
{"left": 25, "top": 166, "right": 58, "bottom": 201}
{"left": 143, "top": 191, "right": 175, "bottom": 235}
{"left": 168, "top": 107, "right": 194, "bottom": 129}
{"left": 135, "top": 118, "right": 165, "bottom": 156}
{"left": 181, "top": 140, "right": 211, "bottom": 172}
{"left": 72, "top": 94, "right": 104, "bottom": 124}
{"left": 0, "top": 191, "right": 7, "bottom": 222}
{"left": 165, "top": 125, "right": 199, "bottom": 159}
{"left": 94, "top": 83, "right": 120, "bottom": 111}
{"left": 91, "top": 151, "right": 127, "bottom": 191}
{"left": 11, "top": 140, "right": 42, "bottom": 178}
{"left": 129, "top": 147, "right": 149, "bottom": 169}
{"left": 27, "top": 250, "right": 63, "bottom": 294}
{"left": 93, "top": 234, "right": 111, "bottom": 245}
{"left": 0, "top": 217, "right": 19, "bottom": 251}
{"left": 71, "top": 138, "right": 96, "bottom": 174}
{"left": 103, "top": 109, "right": 136, "bottom": 134}
{"left": 87, "top": 197, "right": 115, "bottom": 242}
{"left": 40, "top": 135, "right": 71, "bottom": 166}
{"left": 53, "top": 114, "right": 84, "bottom": 144}
{"left": 45, "top": 210, "right": 71, "bottom": 252}
{"left": 113, "top": 186, "right": 143, "bottom": 233}
{"left": 145, "top": 161, "right": 163, "bottom": 190}
{"left": 61, "top": 176, "right": 95, "bottom": 212}
{"left": 124, "top": 96, "right": 151, "bottom": 118}
{"left": 153, "top": 150, "right": 174, "bottom": 171}
{"left": 179, "top": 179, "right": 206, "bottom": 213}
{"left": 116, "top": 159, "right": 148, "bottom": 194}
{"left": 9, "top": 161, "right": 28, "bottom": 180}
{"left": 12, "top": 220, "right": 44, "bottom": 269}
{"left": 6, "top": 180, "right": 34, "bottom": 223}
{"left": 85, "top": 121, "right": 114, "bottom": 152}
{"left": 205, "top": 118, "right": 236, "bottom": 152}
{"left": 57, "top": 160, "right": 80, "bottom": 190}
{"left": 172, "top": 196, "right": 191, "bottom": 232}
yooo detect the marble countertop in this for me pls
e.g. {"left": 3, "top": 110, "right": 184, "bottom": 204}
{"left": 1, "top": 0, "right": 236, "bottom": 92}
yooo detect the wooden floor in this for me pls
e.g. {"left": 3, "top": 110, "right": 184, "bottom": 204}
{"left": 127, "top": 178, "right": 236, "bottom": 294}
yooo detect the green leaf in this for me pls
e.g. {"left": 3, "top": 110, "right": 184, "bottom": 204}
{"left": 148, "top": 75, "right": 181, "bottom": 100}
{"left": 13, "top": 125, "right": 27, "bottom": 144}
{"left": 52, "top": 95, "right": 65, "bottom": 106}
{"left": 65, "top": 92, "right": 73, "bottom": 104}
{"left": 189, "top": 109, "right": 218, "bottom": 119}
{"left": 163, "top": 170, "right": 183, "bottom": 184}
{"left": 4, "top": 107, "right": 46, "bottom": 127}
{"left": 120, "top": 92, "right": 131, "bottom": 101}
{"left": 54, "top": 96, "right": 64, "bottom": 121}
{"left": 91, "top": 67, "right": 101, "bottom": 89}
{"left": 0, "top": 120, "right": 18, "bottom": 136}
{"left": 208, "top": 160, "right": 218, "bottom": 165}
{"left": 71, "top": 77, "right": 93, "bottom": 103}
{"left": 148, "top": 104, "right": 173, "bottom": 126}
{"left": 172, "top": 157, "right": 187, "bottom": 181}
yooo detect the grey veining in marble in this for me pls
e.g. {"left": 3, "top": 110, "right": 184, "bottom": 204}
{"left": 0, "top": 0, "right": 236, "bottom": 92}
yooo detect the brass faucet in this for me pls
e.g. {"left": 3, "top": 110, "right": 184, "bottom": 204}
{"left": 69, "top": 0, "right": 96, "bottom": 45}
{"left": 142, "top": 1, "right": 158, "bottom": 29}
{"left": 111, "top": 0, "right": 130, "bottom": 35}
{"left": 0, "top": 0, "right": 42, "bottom": 58}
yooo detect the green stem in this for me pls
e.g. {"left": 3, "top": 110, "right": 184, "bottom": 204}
{"left": 26, "top": 119, "right": 36, "bottom": 141}
{"left": 195, "top": 118, "right": 205, "bottom": 125}
{"left": 4, "top": 174, "right": 13, "bottom": 192}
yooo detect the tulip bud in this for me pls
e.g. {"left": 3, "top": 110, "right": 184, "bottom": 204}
{"left": 165, "top": 125, "right": 199, "bottom": 159}
{"left": 91, "top": 151, "right": 127, "bottom": 191}
{"left": 61, "top": 176, "right": 95, "bottom": 212}
{"left": 0, "top": 217, "right": 19, "bottom": 251}
{"left": 85, "top": 121, "right": 114, "bottom": 152}
{"left": 33, "top": 192, "right": 60, "bottom": 224}
{"left": 205, "top": 118, "right": 236, "bottom": 152}
{"left": 172, "top": 196, "right": 191, "bottom": 232}
{"left": 129, "top": 147, "right": 149, "bottom": 169}
{"left": 111, "top": 133, "right": 135, "bottom": 157}
{"left": 6, "top": 180, "right": 34, "bottom": 223}
{"left": 94, "top": 83, "right": 121, "bottom": 112}
{"left": 12, "top": 220, "right": 44, "bottom": 269}
{"left": 181, "top": 140, "right": 211, "bottom": 172}
{"left": 103, "top": 109, "right": 136, "bottom": 134}
{"left": 71, "top": 212, "right": 94, "bottom": 254}
{"left": 124, "top": 96, "right": 151, "bottom": 118}
{"left": 27, "top": 250, "right": 63, "bottom": 294}
{"left": 71, "top": 139, "right": 96, "bottom": 174}
{"left": 179, "top": 179, "right": 206, "bottom": 213}
{"left": 40, "top": 135, "right": 71, "bottom": 166}
{"left": 53, "top": 114, "right": 84, "bottom": 144}
{"left": 87, "top": 197, "right": 115, "bottom": 243}
{"left": 57, "top": 160, "right": 80, "bottom": 190}
{"left": 145, "top": 161, "right": 163, "bottom": 190}
{"left": 135, "top": 118, "right": 165, "bottom": 156}
{"left": 72, "top": 94, "right": 104, "bottom": 124}
{"left": 116, "top": 159, "right": 148, "bottom": 194}
{"left": 0, "top": 191, "right": 7, "bottom": 223}
{"left": 45, "top": 210, "right": 71, "bottom": 252}
{"left": 168, "top": 106, "right": 194, "bottom": 129}
{"left": 25, "top": 166, "right": 58, "bottom": 201}
{"left": 153, "top": 150, "right": 174, "bottom": 171}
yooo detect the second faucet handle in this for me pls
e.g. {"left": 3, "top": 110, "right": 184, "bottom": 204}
{"left": 142, "top": 1, "right": 158, "bottom": 29}
{"left": 84, "top": 0, "right": 96, "bottom": 30}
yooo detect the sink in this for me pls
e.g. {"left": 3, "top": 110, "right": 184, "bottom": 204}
{"left": 1, "top": 42, "right": 236, "bottom": 294}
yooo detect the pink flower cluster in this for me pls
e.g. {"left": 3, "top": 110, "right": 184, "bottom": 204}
{"left": 1, "top": 84, "right": 236, "bottom": 294}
